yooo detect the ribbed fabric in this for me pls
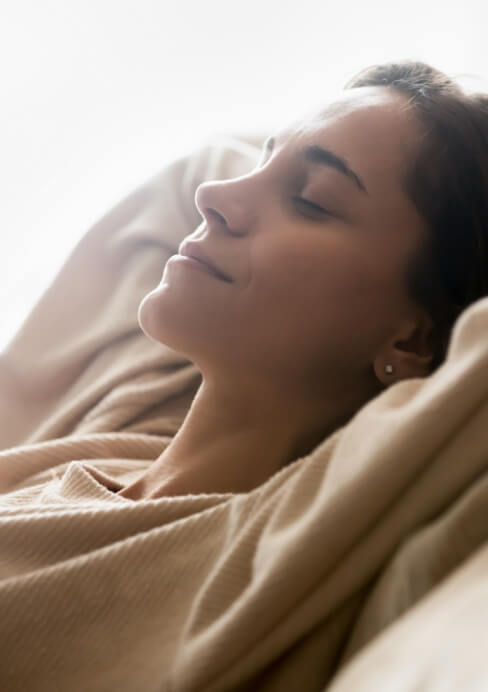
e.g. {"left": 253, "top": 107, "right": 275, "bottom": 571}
{"left": 1, "top": 136, "right": 488, "bottom": 691}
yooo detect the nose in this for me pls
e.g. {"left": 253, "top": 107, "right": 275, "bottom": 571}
{"left": 194, "top": 176, "right": 256, "bottom": 236}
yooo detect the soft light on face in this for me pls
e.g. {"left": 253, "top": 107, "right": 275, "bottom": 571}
{"left": 138, "top": 86, "right": 428, "bottom": 402}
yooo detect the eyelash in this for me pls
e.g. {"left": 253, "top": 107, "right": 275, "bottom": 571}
{"left": 293, "top": 196, "right": 331, "bottom": 217}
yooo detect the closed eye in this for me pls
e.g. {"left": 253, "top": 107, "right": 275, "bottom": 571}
{"left": 257, "top": 140, "right": 334, "bottom": 218}
{"left": 293, "top": 196, "right": 332, "bottom": 217}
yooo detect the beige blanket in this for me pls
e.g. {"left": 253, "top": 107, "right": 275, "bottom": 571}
{"left": 1, "top": 135, "right": 488, "bottom": 691}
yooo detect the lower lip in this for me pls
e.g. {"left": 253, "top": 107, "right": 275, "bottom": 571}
{"left": 170, "top": 254, "right": 227, "bottom": 281}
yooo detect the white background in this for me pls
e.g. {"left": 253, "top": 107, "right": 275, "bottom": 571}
{"left": 1, "top": 0, "right": 487, "bottom": 350}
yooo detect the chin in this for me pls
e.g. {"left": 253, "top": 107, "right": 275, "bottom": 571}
{"left": 137, "top": 288, "right": 199, "bottom": 359}
{"left": 137, "top": 290, "right": 168, "bottom": 344}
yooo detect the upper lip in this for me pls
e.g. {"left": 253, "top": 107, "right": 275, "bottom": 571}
{"left": 177, "top": 241, "right": 233, "bottom": 282}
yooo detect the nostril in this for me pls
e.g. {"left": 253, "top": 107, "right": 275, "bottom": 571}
{"left": 209, "top": 208, "right": 227, "bottom": 225}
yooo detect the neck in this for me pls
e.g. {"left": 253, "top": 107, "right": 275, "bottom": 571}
{"left": 118, "top": 376, "right": 354, "bottom": 500}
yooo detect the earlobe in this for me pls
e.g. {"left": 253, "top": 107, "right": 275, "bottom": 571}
{"left": 377, "top": 361, "right": 397, "bottom": 386}
{"left": 373, "top": 349, "right": 433, "bottom": 386}
{"left": 373, "top": 357, "right": 398, "bottom": 385}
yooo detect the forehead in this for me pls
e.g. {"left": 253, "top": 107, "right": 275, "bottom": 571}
{"left": 278, "top": 86, "right": 422, "bottom": 195}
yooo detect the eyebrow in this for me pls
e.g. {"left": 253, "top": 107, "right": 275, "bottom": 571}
{"left": 303, "top": 145, "right": 368, "bottom": 195}
{"left": 266, "top": 135, "right": 369, "bottom": 195}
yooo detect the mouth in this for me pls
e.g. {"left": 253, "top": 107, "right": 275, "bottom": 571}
{"left": 177, "top": 241, "right": 233, "bottom": 282}
{"left": 174, "top": 254, "right": 230, "bottom": 282}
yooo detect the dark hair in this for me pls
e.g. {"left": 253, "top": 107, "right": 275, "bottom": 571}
{"left": 345, "top": 60, "right": 488, "bottom": 370}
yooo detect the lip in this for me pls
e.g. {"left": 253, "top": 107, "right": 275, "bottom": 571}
{"left": 177, "top": 241, "right": 233, "bottom": 282}
{"left": 171, "top": 254, "right": 227, "bottom": 281}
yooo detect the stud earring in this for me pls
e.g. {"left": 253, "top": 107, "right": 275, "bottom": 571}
{"left": 385, "top": 364, "right": 394, "bottom": 375}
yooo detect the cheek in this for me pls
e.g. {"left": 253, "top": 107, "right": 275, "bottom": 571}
{"left": 246, "top": 237, "right": 403, "bottom": 358}
{"left": 255, "top": 237, "right": 388, "bottom": 311}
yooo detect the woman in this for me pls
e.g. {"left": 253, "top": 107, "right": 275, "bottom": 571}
{"left": 118, "top": 60, "right": 488, "bottom": 500}
{"left": 1, "top": 60, "right": 488, "bottom": 692}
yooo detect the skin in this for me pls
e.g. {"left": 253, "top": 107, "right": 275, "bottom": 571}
{"left": 118, "top": 85, "right": 434, "bottom": 500}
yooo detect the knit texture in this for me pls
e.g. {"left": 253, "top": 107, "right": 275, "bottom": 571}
{"left": 1, "top": 135, "right": 488, "bottom": 691}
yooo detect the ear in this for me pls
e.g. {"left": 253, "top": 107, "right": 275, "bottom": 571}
{"left": 373, "top": 315, "right": 434, "bottom": 386}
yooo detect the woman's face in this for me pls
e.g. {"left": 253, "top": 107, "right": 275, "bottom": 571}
{"left": 140, "top": 86, "right": 428, "bottom": 403}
